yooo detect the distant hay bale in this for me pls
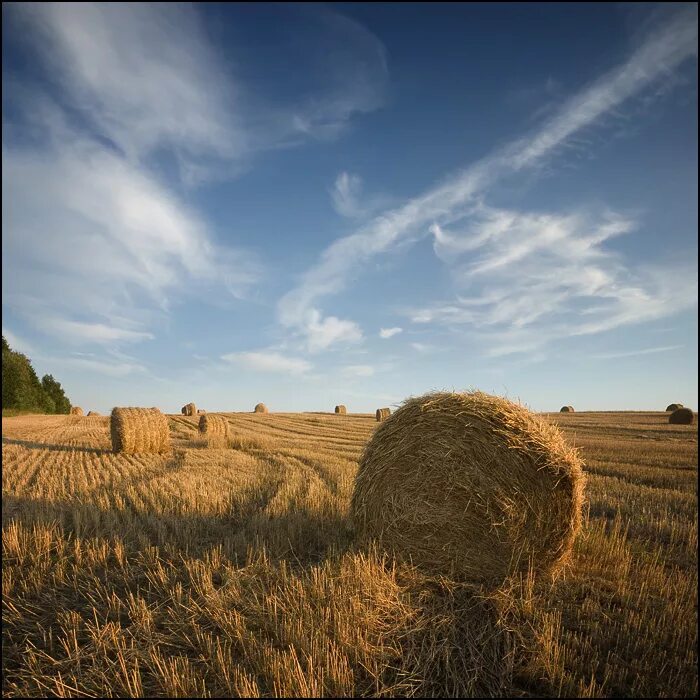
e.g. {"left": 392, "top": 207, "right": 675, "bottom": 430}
{"left": 335, "top": 405, "right": 347, "bottom": 415}
{"left": 111, "top": 407, "right": 170, "bottom": 454}
{"left": 198, "top": 413, "right": 229, "bottom": 437}
{"left": 197, "top": 409, "right": 206, "bottom": 414}
{"left": 70, "top": 407, "right": 83, "bottom": 416}
{"left": 254, "top": 403, "right": 268, "bottom": 413}
{"left": 183, "top": 402, "right": 197, "bottom": 416}
{"left": 87, "top": 411, "right": 101, "bottom": 416}
{"left": 669, "top": 407, "right": 694, "bottom": 425}
{"left": 351, "top": 390, "right": 585, "bottom": 586}
{"left": 376, "top": 407, "right": 391, "bottom": 422}
{"left": 666, "top": 403, "right": 684, "bottom": 412}
{"left": 560, "top": 406, "right": 575, "bottom": 413}
{"left": 181, "top": 406, "right": 187, "bottom": 415}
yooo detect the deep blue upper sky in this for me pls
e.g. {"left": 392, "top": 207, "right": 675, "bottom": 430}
{"left": 2, "top": 2, "right": 697, "bottom": 413}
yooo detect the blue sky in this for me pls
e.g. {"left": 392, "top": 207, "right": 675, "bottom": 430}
{"left": 2, "top": 2, "right": 698, "bottom": 414}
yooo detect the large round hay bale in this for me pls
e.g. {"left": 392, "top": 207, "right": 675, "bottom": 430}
{"left": 351, "top": 391, "right": 585, "bottom": 586}
{"left": 111, "top": 407, "right": 170, "bottom": 454}
{"left": 666, "top": 403, "right": 683, "bottom": 412}
{"left": 181, "top": 406, "right": 187, "bottom": 415}
{"left": 254, "top": 403, "right": 268, "bottom": 413}
{"left": 669, "top": 407, "right": 694, "bottom": 425}
{"left": 560, "top": 406, "right": 575, "bottom": 413}
{"left": 87, "top": 411, "right": 101, "bottom": 416}
{"left": 183, "top": 402, "right": 197, "bottom": 416}
{"left": 70, "top": 406, "right": 83, "bottom": 416}
{"left": 376, "top": 407, "right": 391, "bottom": 422}
{"left": 198, "top": 413, "right": 229, "bottom": 437}
{"left": 335, "top": 405, "right": 347, "bottom": 415}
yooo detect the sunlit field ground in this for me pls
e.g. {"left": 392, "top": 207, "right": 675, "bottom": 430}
{"left": 2, "top": 410, "right": 697, "bottom": 697}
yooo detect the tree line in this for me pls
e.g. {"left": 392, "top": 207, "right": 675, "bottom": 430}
{"left": 2, "top": 336, "right": 72, "bottom": 414}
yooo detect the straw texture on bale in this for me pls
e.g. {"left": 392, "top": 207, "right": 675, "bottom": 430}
{"left": 335, "top": 405, "right": 347, "bottom": 415}
{"left": 254, "top": 403, "right": 268, "bottom": 413}
{"left": 183, "top": 402, "right": 197, "bottom": 416}
{"left": 70, "top": 407, "right": 83, "bottom": 416}
{"left": 111, "top": 407, "right": 170, "bottom": 454}
{"left": 560, "top": 406, "right": 575, "bottom": 413}
{"left": 181, "top": 406, "right": 187, "bottom": 415}
{"left": 666, "top": 403, "right": 683, "bottom": 412}
{"left": 669, "top": 407, "right": 694, "bottom": 425}
{"left": 87, "top": 411, "right": 101, "bottom": 416}
{"left": 198, "top": 413, "right": 229, "bottom": 437}
{"left": 376, "top": 408, "right": 391, "bottom": 422}
{"left": 351, "top": 391, "right": 585, "bottom": 586}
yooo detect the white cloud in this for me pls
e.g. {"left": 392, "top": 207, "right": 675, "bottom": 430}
{"left": 9, "top": 3, "right": 389, "bottom": 184}
{"left": 379, "top": 327, "right": 403, "bottom": 339}
{"left": 222, "top": 351, "right": 312, "bottom": 375}
{"left": 592, "top": 344, "right": 685, "bottom": 360}
{"left": 305, "top": 309, "right": 363, "bottom": 353}
{"left": 341, "top": 364, "right": 375, "bottom": 377}
{"left": 331, "top": 172, "right": 364, "bottom": 218}
{"left": 411, "top": 342, "right": 436, "bottom": 353}
{"left": 2, "top": 128, "right": 260, "bottom": 346}
{"left": 277, "top": 6, "right": 697, "bottom": 350}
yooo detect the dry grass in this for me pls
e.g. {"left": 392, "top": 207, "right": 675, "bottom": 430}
{"left": 70, "top": 407, "right": 83, "bottom": 416}
{"left": 2, "top": 409, "right": 697, "bottom": 697}
{"left": 87, "top": 411, "right": 101, "bottom": 416}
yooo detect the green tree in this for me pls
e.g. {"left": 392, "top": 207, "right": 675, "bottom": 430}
{"left": 2, "top": 336, "right": 73, "bottom": 414}
{"left": 42, "top": 374, "right": 71, "bottom": 414}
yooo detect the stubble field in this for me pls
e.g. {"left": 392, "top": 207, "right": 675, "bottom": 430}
{"left": 2, "top": 409, "right": 697, "bottom": 697}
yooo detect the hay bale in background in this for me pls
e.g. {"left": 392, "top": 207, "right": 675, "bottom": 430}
{"left": 197, "top": 409, "right": 206, "bottom": 414}
{"left": 181, "top": 406, "right": 187, "bottom": 415}
{"left": 183, "top": 402, "right": 197, "bottom": 416}
{"left": 87, "top": 411, "right": 101, "bottom": 416}
{"left": 669, "top": 407, "right": 694, "bottom": 425}
{"left": 198, "top": 413, "right": 229, "bottom": 438}
{"left": 376, "top": 407, "right": 391, "bottom": 422}
{"left": 254, "top": 403, "right": 268, "bottom": 413}
{"left": 335, "top": 405, "right": 347, "bottom": 415}
{"left": 70, "top": 407, "right": 83, "bottom": 416}
{"left": 560, "top": 406, "right": 575, "bottom": 413}
{"left": 352, "top": 390, "right": 585, "bottom": 586}
{"left": 666, "top": 403, "right": 684, "bottom": 412}
{"left": 111, "top": 407, "right": 170, "bottom": 454}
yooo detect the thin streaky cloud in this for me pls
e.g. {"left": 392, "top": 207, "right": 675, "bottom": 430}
{"left": 379, "top": 327, "right": 403, "bottom": 339}
{"left": 592, "top": 344, "right": 685, "bottom": 360}
{"left": 221, "top": 351, "right": 312, "bottom": 375}
{"left": 277, "top": 6, "right": 697, "bottom": 348}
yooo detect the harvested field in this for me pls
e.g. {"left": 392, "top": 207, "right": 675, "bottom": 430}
{"left": 2, "top": 410, "right": 697, "bottom": 697}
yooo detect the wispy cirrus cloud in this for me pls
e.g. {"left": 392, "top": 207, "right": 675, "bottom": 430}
{"left": 3, "top": 3, "right": 389, "bottom": 355}
{"left": 591, "top": 344, "right": 684, "bottom": 360}
{"left": 221, "top": 351, "right": 312, "bottom": 375}
{"left": 341, "top": 364, "right": 375, "bottom": 377}
{"left": 9, "top": 3, "right": 389, "bottom": 184}
{"left": 278, "top": 6, "right": 698, "bottom": 353}
{"left": 379, "top": 327, "right": 403, "bottom": 339}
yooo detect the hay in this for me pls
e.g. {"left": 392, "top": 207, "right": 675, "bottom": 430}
{"left": 351, "top": 390, "right": 585, "bottom": 586}
{"left": 69, "top": 407, "right": 83, "bottom": 416}
{"left": 197, "top": 409, "right": 206, "bottom": 414}
{"left": 87, "top": 411, "right": 101, "bottom": 416}
{"left": 183, "top": 402, "right": 197, "bottom": 416}
{"left": 181, "top": 406, "right": 187, "bottom": 415}
{"left": 254, "top": 403, "right": 268, "bottom": 413}
{"left": 560, "top": 406, "right": 575, "bottom": 412}
{"left": 376, "top": 407, "right": 391, "bottom": 422}
{"left": 666, "top": 403, "right": 684, "bottom": 412}
{"left": 335, "top": 405, "right": 347, "bottom": 415}
{"left": 669, "top": 407, "right": 694, "bottom": 425}
{"left": 111, "top": 407, "right": 170, "bottom": 454}
{"left": 198, "top": 413, "right": 229, "bottom": 437}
